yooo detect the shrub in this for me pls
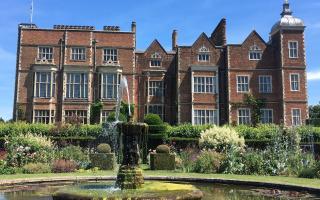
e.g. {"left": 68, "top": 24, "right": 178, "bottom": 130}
{"left": 193, "top": 150, "right": 224, "bottom": 173}
{"left": 90, "top": 153, "right": 115, "bottom": 170}
{"left": 97, "top": 143, "right": 111, "bottom": 153}
{"left": 0, "top": 160, "right": 15, "bottom": 175}
{"left": 295, "top": 126, "right": 320, "bottom": 142}
{"left": 5, "top": 133, "right": 54, "bottom": 167}
{"left": 144, "top": 114, "right": 163, "bottom": 125}
{"left": 235, "top": 124, "right": 281, "bottom": 140}
{"left": 256, "top": 128, "right": 306, "bottom": 176}
{"left": 52, "top": 159, "right": 77, "bottom": 173}
{"left": 57, "top": 145, "right": 90, "bottom": 169}
{"left": 241, "top": 151, "right": 265, "bottom": 175}
{"left": 0, "top": 165, "right": 15, "bottom": 175}
{"left": 22, "top": 163, "right": 51, "bottom": 174}
{"left": 168, "top": 124, "right": 212, "bottom": 138}
{"left": 298, "top": 168, "right": 318, "bottom": 179}
{"left": 107, "top": 112, "right": 127, "bottom": 122}
{"left": 220, "top": 145, "right": 244, "bottom": 174}
{"left": 177, "top": 147, "right": 199, "bottom": 172}
{"left": 0, "top": 122, "right": 53, "bottom": 137}
{"left": 315, "top": 161, "right": 320, "bottom": 178}
{"left": 0, "top": 122, "right": 103, "bottom": 138}
{"left": 199, "top": 126, "right": 245, "bottom": 152}
{"left": 156, "top": 144, "right": 170, "bottom": 154}
{"left": 52, "top": 124, "right": 103, "bottom": 138}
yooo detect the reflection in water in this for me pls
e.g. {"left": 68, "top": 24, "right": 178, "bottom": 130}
{"left": 0, "top": 182, "right": 319, "bottom": 200}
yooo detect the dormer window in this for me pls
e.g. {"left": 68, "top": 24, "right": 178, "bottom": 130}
{"left": 150, "top": 52, "right": 162, "bottom": 67}
{"left": 198, "top": 46, "right": 210, "bottom": 62}
{"left": 249, "top": 45, "right": 262, "bottom": 60}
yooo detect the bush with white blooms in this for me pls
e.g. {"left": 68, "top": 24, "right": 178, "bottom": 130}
{"left": 199, "top": 126, "right": 245, "bottom": 152}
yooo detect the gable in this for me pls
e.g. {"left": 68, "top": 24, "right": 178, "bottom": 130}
{"left": 191, "top": 33, "right": 214, "bottom": 51}
{"left": 242, "top": 31, "right": 267, "bottom": 47}
{"left": 144, "top": 39, "right": 167, "bottom": 57}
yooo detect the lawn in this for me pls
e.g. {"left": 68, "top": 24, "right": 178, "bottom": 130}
{"left": 0, "top": 169, "right": 319, "bottom": 190}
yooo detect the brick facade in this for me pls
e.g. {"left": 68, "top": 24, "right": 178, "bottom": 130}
{"left": 13, "top": 2, "right": 308, "bottom": 126}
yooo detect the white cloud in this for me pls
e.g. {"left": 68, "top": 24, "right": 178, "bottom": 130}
{"left": 307, "top": 71, "right": 320, "bottom": 81}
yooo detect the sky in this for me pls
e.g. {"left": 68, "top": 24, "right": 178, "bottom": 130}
{"left": 0, "top": 0, "right": 319, "bottom": 120}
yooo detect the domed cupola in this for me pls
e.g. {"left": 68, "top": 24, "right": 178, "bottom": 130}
{"left": 270, "top": 0, "right": 305, "bottom": 35}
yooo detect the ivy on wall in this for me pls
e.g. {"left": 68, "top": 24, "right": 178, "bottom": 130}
{"left": 231, "top": 93, "right": 265, "bottom": 126}
{"left": 90, "top": 100, "right": 103, "bottom": 124}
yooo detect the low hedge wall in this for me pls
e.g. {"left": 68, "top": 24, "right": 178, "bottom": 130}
{"left": 0, "top": 136, "right": 96, "bottom": 149}
{"left": 147, "top": 125, "right": 168, "bottom": 150}
{"left": 0, "top": 122, "right": 103, "bottom": 138}
{"left": 148, "top": 125, "right": 167, "bottom": 134}
{"left": 167, "top": 124, "right": 212, "bottom": 138}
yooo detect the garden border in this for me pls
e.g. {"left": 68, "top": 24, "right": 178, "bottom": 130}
{"left": 0, "top": 176, "right": 319, "bottom": 195}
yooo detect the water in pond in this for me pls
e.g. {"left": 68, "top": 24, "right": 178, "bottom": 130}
{"left": 0, "top": 181, "right": 319, "bottom": 200}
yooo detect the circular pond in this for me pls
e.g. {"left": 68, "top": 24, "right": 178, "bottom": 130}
{"left": 0, "top": 181, "right": 319, "bottom": 200}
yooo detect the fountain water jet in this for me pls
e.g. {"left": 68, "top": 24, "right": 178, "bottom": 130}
{"left": 115, "top": 76, "right": 147, "bottom": 189}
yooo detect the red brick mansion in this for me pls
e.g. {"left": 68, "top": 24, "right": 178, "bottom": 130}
{"left": 13, "top": 1, "right": 308, "bottom": 126}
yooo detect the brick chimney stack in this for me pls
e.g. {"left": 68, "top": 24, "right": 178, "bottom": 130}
{"left": 131, "top": 21, "right": 136, "bottom": 33}
{"left": 172, "top": 30, "right": 178, "bottom": 50}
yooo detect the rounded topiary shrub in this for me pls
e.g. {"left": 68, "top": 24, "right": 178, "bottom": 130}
{"left": 97, "top": 143, "right": 111, "bottom": 153}
{"left": 144, "top": 114, "right": 163, "bottom": 125}
{"left": 156, "top": 144, "right": 170, "bottom": 154}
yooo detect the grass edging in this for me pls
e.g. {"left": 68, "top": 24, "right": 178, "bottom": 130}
{"left": 0, "top": 171, "right": 319, "bottom": 194}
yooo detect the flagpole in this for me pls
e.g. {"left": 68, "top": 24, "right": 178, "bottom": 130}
{"left": 30, "top": 0, "right": 34, "bottom": 24}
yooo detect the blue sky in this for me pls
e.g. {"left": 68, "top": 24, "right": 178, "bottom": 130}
{"left": 0, "top": 0, "right": 319, "bottom": 120}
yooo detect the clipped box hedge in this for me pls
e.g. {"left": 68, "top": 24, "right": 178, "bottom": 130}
{"left": 0, "top": 122, "right": 103, "bottom": 138}
{"left": 90, "top": 153, "right": 115, "bottom": 170}
{"left": 167, "top": 124, "right": 212, "bottom": 138}
{"left": 150, "top": 153, "right": 175, "bottom": 170}
{"left": 147, "top": 125, "right": 168, "bottom": 150}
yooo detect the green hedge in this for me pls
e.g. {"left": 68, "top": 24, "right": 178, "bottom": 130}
{"left": 0, "top": 122, "right": 103, "bottom": 138}
{"left": 294, "top": 126, "right": 320, "bottom": 142}
{"left": 148, "top": 125, "right": 167, "bottom": 134}
{"left": 167, "top": 123, "right": 212, "bottom": 138}
{"left": 235, "top": 124, "right": 320, "bottom": 142}
{"left": 147, "top": 125, "right": 168, "bottom": 150}
{"left": 235, "top": 124, "right": 281, "bottom": 140}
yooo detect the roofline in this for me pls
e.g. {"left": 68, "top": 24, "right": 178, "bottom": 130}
{"left": 270, "top": 25, "right": 306, "bottom": 36}
{"left": 19, "top": 27, "right": 134, "bottom": 34}
{"left": 144, "top": 39, "right": 170, "bottom": 55}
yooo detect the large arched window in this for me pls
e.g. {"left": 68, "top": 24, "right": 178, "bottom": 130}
{"left": 249, "top": 45, "right": 262, "bottom": 60}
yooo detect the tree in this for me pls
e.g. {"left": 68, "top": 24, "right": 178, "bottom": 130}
{"left": 0, "top": 117, "right": 4, "bottom": 123}
{"left": 309, "top": 102, "right": 320, "bottom": 126}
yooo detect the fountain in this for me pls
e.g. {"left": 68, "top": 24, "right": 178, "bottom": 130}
{"left": 52, "top": 76, "right": 203, "bottom": 199}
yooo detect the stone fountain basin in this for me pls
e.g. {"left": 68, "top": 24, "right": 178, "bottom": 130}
{"left": 53, "top": 181, "right": 203, "bottom": 200}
